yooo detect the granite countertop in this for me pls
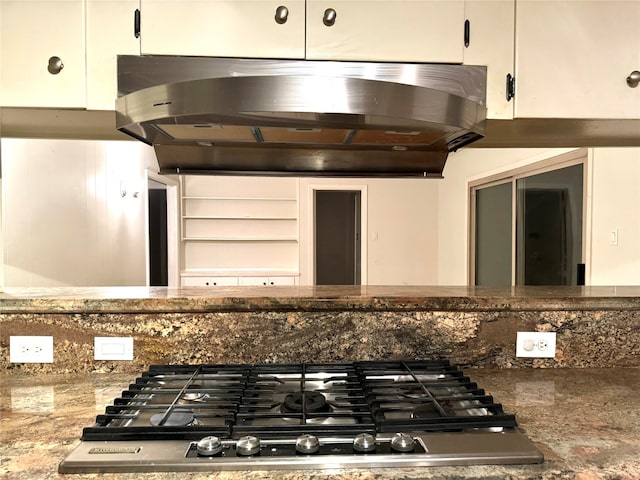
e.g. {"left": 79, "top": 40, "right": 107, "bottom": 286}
{"left": 1, "top": 286, "right": 640, "bottom": 312}
{"left": 1, "top": 368, "right": 638, "bottom": 480}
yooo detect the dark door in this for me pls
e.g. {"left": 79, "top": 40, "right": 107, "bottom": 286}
{"left": 148, "top": 180, "right": 168, "bottom": 286}
{"left": 314, "top": 190, "right": 361, "bottom": 285}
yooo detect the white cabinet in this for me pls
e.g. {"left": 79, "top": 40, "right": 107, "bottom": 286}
{"left": 139, "top": 0, "right": 305, "bottom": 58}
{"left": 0, "top": 0, "right": 85, "bottom": 108}
{"left": 86, "top": 0, "right": 141, "bottom": 110}
{"left": 463, "top": 0, "right": 515, "bottom": 119}
{"left": 238, "top": 276, "right": 296, "bottom": 286}
{"left": 306, "top": 0, "right": 465, "bottom": 63}
{"left": 515, "top": 0, "right": 640, "bottom": 119}
{"left": 182, "top": 276, "right": 239, "bottom": 286}
{"left": 138, "top": 0, "right": 464, "bottom": 63}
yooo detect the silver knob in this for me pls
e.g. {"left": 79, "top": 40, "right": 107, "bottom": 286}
{"left": 47, "top": 56, "right": 64, "bottom": 75}
{"left": 323, "top": 8, "right": 337, "bottom": 26}
{"left": 390, "top": 433, "right": 416, "bottom": 453}
{"left": 353, "top": 433, "right": 376, "bottom": 453}
{"left": 236, "top": 435, "right": 260, "bottom": 456}
{"left": 295, "top": 434, "right": 320, "bottom": 454}
{"left": 627, "top": 70, "right": 640, "bottom": 88}
{"left": 196, "top": 436, "right": 222, "bottom": 456}
{"left": 274, "top": 5, "right": 289, "bottom": 24}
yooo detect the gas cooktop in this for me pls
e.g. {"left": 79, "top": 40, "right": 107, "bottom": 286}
{"left": 59, "top": 360, "right": 543, "bottom": 473}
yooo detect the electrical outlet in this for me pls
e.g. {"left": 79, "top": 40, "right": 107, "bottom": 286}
{"left": 9, "top": 336, "right": 54, "bottom": 363}
{"left": 94, "top": 337, "right": 134, "bottom": 361}
{"left": 516, "top": 331, "right": 556, "bottom": 358}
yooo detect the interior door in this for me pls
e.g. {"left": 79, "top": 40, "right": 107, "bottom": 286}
{"left": 314, "top": 190, "right": 361, "bottom": 285}
{"left": 148, "top": 179, "right": 168, "bottom": 286}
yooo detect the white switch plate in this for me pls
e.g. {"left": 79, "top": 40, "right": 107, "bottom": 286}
{"left": 516, "top": 331, "right": 556, "bottom": 358}
{"left": 9, "top": 336, "right": 54, "bottom": 363}
{"left": 94, "top": 337, "right": 134, "bottom": 361}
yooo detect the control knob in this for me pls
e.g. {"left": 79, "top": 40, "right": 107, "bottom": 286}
{"left": 353, "top": 433, "right": 376, "bottom": 453}
{"left": 390, "top": 432, "right": 416, "bottom": 453}
{"left": 236, "top": 435, "right": 261, "bottom": 456}
{"left": 295, "top": 434, "right": 320, "bottom": 454}
{"left": 196, "top": 436, "right": 222, "bottom": 456}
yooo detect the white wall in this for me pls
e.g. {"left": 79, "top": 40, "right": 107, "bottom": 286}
{"left": 298, "top": 177, "right": 439, "bottom": 285}
{"left": 438, "top": 147, "right": 640, "bottom": 286}
{"left": 1, "top": 138, "right": 158, "bottom": 287}
{"left": 589, "top": 148, "right": 640, "bottom": 285}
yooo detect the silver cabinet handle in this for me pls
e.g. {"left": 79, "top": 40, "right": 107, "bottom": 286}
{"left": 47, "top": 56, "right": 64, "bottom": 75}
{"left": 323, "top": 8, "right": 337, "bottom": 26}
{"left": 275, "top": 5, "right": 289, "bottom": 24}
{"left": 627, "top": 70, "right": 640, "bottom": 88}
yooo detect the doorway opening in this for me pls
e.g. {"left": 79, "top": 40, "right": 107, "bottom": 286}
{"left": 145, "top": 171, "right": 179, "bottom": 286}
{"left": 314, "top": 190, "right": 362, "bottom": 285}
{"left": 148, "top": 179, "right": 168, "bottom": 286}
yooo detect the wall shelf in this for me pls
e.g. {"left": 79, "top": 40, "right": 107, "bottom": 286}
{"left": 179, "top": 176, "right": 299, "bottom": 276}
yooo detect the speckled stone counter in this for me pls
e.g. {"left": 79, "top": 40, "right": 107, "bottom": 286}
{"left": 1, "top": 286, "right": 639, "bottom": 373}
{"left": 1, "top": 368, "right": 639, "bottom": 480}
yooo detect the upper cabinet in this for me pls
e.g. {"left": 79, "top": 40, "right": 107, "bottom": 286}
{"left": 306, "top": 0, "right": 464, "bottom": 63}
{"left": 86, "top": 0, "right": 141, "bottom": 110}
{"left": 0, "top": 0, "right": 86, "bottom": 108}
{"left": 139, "top": 0, "right": 305, "bottom": 58}
{"left": 515, "top": 0, "right": 640, "bottom": 119}
{"left": 463, "top": 0, "right": 515, "bottom": 119}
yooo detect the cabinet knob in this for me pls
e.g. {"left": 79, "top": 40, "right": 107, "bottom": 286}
{"left": 47, "top": 56, "right": 64, "bottom": 75}
{"left": 275, "top": 5, "right": 289, "bottom": 24}
{"left": 323, "top": 8, "right": 337, "bottom": 26}
{"left": 627, "top": 70, "right": 640, "bottom": 88}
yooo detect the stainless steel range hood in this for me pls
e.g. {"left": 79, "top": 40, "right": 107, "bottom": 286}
{"left": 116, "top": 56, "right": 487, "bottom": 177}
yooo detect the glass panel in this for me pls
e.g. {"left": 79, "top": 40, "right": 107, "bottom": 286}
{"left": 475, "top": 182, "right": 512, "bottom": 286}
{"left": 516, "top": 164, "right": 583, "bottom": 285}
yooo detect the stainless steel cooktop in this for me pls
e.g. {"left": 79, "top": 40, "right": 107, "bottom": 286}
{"left": 59, "top": 360, "right": 543, "bottom": 473}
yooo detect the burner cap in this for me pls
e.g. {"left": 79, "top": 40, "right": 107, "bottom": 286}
{"left": 150, "top": 411, "right": 195, "bottom": 427}
{"left": 411, "top": 405, "right": 439, "bottom": 419}
{"left": 282, "top": 391, "right": 330, "bottom": 414}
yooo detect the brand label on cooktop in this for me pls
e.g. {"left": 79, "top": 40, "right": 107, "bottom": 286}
{"left": 89, "top": 447, "right": 141, "bottom": 455}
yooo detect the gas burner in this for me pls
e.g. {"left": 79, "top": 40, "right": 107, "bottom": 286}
{"left": 281, "top": 391, "right": 331, "bottom": 414}
{"left": 149, "top": 411, "right": 196, "bottom": 427}
{"left": 180, "top": 392, "right": 208, "bottom": 403}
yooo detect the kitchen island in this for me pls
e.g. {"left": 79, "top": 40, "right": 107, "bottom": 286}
{"left": 1, "top": 368, "right": 638, "bottom": 480}
{"left": 1, "top": 286, "right": 639, "bottom": 478}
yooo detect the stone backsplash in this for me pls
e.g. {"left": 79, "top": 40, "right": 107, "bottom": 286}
{"left": 2, "top": 308, "right": 638, "bottom": 374}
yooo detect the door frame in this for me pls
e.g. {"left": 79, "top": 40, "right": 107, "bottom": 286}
{"left": 144, "top": 170, "right": 179, "bottom": 287}
{"left": 307, "top": 184, "right": 368, "bottom": 286}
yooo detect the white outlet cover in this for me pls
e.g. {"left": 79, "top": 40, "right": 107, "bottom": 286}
{"left": 9, "top": 336, "right": 54, "bottom": 363}
{"left": 516, "top": 331, "right": 557, "bottom": 358}
{"left": 94, "top": 337, "right": 134, "bottom": 361}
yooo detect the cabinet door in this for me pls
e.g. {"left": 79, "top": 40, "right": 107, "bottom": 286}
{"left": 306, "top": 0, "right": 464, "bottom": 63}
{"left": 515, "top": 0, "right": 640, "bottom": 119}
{"left": 238, "top": 276, "right": 295, "bottom": 285}
{"left": 463, "top": 0, "right": 515, "bottom": 119}
{"left": 182, "top": 276, "right": 239, "bottom": 286}
{"left": 86, "top": 0, "right": 141, "bottom": 110}
{"left": 140, "top": 0, "right": 305, "bottom": 58}
{"left": 0, "top": 0, "right": 85, "bottom": 107}
{"left": 238, "top": 276, "right": 270, "bottom": 286}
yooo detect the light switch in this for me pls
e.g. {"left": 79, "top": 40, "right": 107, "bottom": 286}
{"left": 609, "top": 229, "right": 618, "bottom": 246}
{"left": 94, "top": 337, "right": 134, "bottom": 361}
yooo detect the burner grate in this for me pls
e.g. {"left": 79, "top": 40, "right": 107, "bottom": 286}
{"left": 356, "top": 360, "right": 517, "bottom": 432}
{"left": 81, "top": 360, "right": 516, "bottom": 442}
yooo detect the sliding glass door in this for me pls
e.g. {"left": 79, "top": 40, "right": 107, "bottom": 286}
{"left": 474, "top": 182, "right": 512, "bottom": 286}
{"left": 516, "top": 164, "right": 583, "bottom": 285}
{"left": 472, "top": 160, "right": 584, "bottom": 286}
